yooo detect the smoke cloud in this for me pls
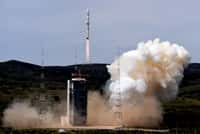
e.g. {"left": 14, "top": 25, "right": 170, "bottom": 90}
{"left": 87, "top": 92, "right": 162, "bottom": 127}
{"left": 2, "top": 100, "right": 66, "bottom": 129}
{"left": 104, "top": 38, "right": 190, "bottom": 127}
{"left": 2, "top": 38, "right": 190, "bottom": 129}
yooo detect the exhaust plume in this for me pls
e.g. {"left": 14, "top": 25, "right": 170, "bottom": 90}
{"left": 2, "top": 101, "right": 66, "bottom": 129}
{"left": 2, "top": 38, "right": 190, "bottom": 128}
{"left": 104, "top": 38, "right": 190, "bottom": 127}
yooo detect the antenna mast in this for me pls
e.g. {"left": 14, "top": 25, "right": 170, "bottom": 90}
{"left": 40, "top": 44, "right": 45, "bottom": 90}
{"left": 85, "top": 9, "right": 90, "bottom": 63}
{"left": 38, "top": 43, "right": 48, "bottom": 124}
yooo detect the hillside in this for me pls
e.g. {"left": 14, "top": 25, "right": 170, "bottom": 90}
{"left": 0, "top": 60, "right": 109, "bottom": 90}
{"left": 0, "top": 60, "right": 199, "bottom": 90}
{"left": 0, "top": 60, "right": 200, "bottom": 128}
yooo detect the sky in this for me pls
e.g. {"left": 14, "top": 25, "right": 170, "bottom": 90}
{"left": 0, "top": 0, "right": 200, "bottom": 65}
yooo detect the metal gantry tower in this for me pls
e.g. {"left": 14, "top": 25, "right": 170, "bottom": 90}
{"left": 67, "top": 68, "right": 88, "bottom": 125}
{"left": 114, "top": 50, "right": 123, "bottom": 126}
{"left": 85, "top": 8, "right": 90, "bottom": 63}
{"left": 38, "top": 44, "right": 48, "bottom": 124}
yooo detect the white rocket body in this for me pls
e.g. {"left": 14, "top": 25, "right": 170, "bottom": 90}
{"left": 86, "top": 9, "right": 90, "bottom": 63}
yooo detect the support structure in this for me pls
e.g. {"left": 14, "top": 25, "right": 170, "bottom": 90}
{"left": 114, "top": 56, "right": 123, "bottom": 126}
{"left": 40, "top": 44, "right": 45, "bottom": 90}
{"left": 38, "top": 44, "right": 49, "bottom": 124}
{"left": 67, "top": 69, "right": 88, "bottom": 125}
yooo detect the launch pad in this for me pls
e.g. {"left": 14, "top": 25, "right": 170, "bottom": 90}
{"left": 57, "top": 126, "right": 170, "bottom": 133}
{"left": 1, "top": 126, "right": 173, "bottom": 134}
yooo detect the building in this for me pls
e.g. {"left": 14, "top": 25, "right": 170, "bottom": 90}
{"left": 67, "top": 69, "right": 88, "bottom": 125}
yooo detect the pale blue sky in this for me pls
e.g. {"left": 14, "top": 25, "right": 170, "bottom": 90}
{"left": 0, "top": 0, "right": 200, "bottom": 65}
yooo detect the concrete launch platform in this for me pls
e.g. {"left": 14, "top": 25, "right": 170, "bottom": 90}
{"left": 57, "top": 126, "right": 170, "bottom": 133}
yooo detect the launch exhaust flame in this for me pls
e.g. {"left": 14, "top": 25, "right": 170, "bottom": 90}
{"left": 105, "top": 38, "right": 190, "bottom": 127}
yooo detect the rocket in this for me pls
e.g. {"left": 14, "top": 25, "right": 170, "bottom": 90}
{"left": 85, "top": 9, "right": 90, "bottom": 63}
{"left": 86, "top": 9, "right": 90, "bottom": 40}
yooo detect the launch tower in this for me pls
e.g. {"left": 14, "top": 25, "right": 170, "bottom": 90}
{"left": 67, "top": 69, "right": 88, "bottom": 125}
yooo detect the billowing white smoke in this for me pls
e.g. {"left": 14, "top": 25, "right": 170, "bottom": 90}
{"left": 3, "top": 101, "right": 67, "bottom": 129}
{"left": 2, "top": 38, "right": 191, "bottom": 128}
{"left": 105, "top": 38, "right": 190, "bottom": 127}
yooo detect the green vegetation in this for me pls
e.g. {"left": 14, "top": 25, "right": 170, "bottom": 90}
{"left": 163, "top": 97, "right": 200, "bottom": 127}
{"left": 0, "top": 60, "right": 200, "bottom": 129}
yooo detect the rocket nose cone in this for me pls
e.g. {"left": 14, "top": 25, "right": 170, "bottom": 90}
{"left": 86, "top": 8, "right": 90, "bottom": 15}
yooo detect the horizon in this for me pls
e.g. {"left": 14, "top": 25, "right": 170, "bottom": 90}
{"left": 1, "top": 59, "right": 199, "bottom": 67}
{"left": 0, "top": 59, "right": 110, "bottom": 66}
